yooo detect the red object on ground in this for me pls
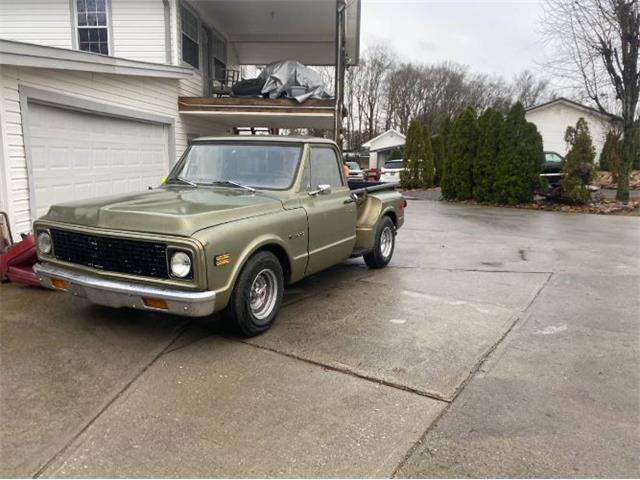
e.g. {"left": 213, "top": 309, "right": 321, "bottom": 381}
{"left": 0, "top": 234, "right": 40, "bottom": 287}
{"left": 6, "top": 265, "right": 41, "bottom": 287}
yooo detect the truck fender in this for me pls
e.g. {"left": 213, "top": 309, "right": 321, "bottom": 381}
{"left": 215, "top": 234, "right": 295, "bottom": 309}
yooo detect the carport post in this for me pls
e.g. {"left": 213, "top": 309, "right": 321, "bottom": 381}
{"left": 333, "top": 0, "right": 346, "bottom": 150}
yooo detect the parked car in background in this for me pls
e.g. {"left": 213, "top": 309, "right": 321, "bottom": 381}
{"left": 380, "top": 159, "right": 404, "bottom": 184}
{"left": 345, "top": 161, "right": 365, "bottom": 181}
{"left": 541, "top": 151, "right": 563, "bottom": 189}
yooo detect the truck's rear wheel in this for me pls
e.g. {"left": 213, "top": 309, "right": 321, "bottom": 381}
{"left": 364, "top": 216, "right": 395, "bottom": 268}
{"left": 223, "top": 251, "right": 284, "bottom": 337}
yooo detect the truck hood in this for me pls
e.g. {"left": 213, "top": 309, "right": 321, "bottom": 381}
{"left": 42, "top": 187, "right": 285, "bottom": 236}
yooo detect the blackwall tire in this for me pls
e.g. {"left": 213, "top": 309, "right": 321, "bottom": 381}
{"left": 223, "top": 251, "right": 284, "bottom": 337}
{"left": 363, "top": 216, "right": 395, "bottom": 269}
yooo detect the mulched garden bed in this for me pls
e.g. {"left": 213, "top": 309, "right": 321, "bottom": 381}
{"left": 402, "top": 188, "right": 639, "bottom": 216}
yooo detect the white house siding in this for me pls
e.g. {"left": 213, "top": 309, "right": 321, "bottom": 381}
{"left": 1, "top": 0, "right": 169, "bottom": 65}
{"left": 110, "top": 0, "right": 168, "bottom": 63}
{"left": 525, "top": 103, "right": 613, "bottom": 162}
{"left": 0, "top": 0, "right": 73, "bottom": 49}
{"left": 0, "top": 65, "right": 227, "bottom": 237}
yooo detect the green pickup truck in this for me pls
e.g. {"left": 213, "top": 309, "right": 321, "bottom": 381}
{"left": 33, "top": 137, "right": 405, "bottom": 336}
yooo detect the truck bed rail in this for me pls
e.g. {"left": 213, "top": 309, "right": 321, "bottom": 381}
{"left": 347, "top": 180, "right": 397, "bottom": 195}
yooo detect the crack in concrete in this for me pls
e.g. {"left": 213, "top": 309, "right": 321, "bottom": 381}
{"left": 229, "top": 337, "right": 452, "bottom": 404}
{"left": 386, "top": 265, "right": 554, "bottom": 274}
{"left": 31, "top": 322, "right": 189, "bottom": 479}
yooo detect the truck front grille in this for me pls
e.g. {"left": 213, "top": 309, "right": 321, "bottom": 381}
{"left": 50, "top": 229, "right": 169, "bottom": 279}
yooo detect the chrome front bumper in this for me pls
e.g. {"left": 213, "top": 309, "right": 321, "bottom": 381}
{"left": 34, "top": 263, "right": 216, "bottom": 317}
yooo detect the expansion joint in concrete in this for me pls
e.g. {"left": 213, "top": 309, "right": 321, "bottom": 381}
{"left": 390, "top": 272, "right": 554, "bottom": 477}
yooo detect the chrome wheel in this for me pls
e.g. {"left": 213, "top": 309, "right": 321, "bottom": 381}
{"left": 249, "top": 268, "right": 278, "bottom": 321}
{"left": 380, "top": 226, "right": 394, "bottom": 259}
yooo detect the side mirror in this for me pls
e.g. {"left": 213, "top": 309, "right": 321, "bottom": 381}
{"left": 309, "top": 184, "right": 332, "bottom": 196}
{"left": 160, "top": 176, "right": 167, "bottom": 185}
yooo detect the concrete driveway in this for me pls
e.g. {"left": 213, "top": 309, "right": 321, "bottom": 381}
{"left": 1, "top": 201, "right": 639, "bottom": 478}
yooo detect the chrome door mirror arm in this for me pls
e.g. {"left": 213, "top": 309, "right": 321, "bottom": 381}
{"left": 308, "top": 184, "right": 332, "bottom": 196}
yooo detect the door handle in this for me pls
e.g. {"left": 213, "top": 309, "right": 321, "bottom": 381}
{"left": 344, "top": 193, "right": 358, "bottom": 204}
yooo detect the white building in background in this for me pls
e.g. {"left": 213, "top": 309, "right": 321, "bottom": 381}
{"left": 362, "top": 129, "right": 406, "bottom": 171}
{"left": 0, "top": 0, "right": 361, "bottom": 239}
{"left": 525, "top": 97, "right": 621, "bottom": 162}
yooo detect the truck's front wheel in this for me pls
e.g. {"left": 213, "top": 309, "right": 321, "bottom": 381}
{"left": 364, "top": 216, "right": 395, "bottom": 268}
{"left": 223, "top": 251, "right": 284, "bottom": 337}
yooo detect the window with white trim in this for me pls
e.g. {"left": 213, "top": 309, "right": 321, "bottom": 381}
{"left": 211, "top": 29, "right": 227, "bottom": 79}
{"left": 76, "top": 0, "right": 110, "bottom": 55}
{"left": 181, "top": 5, "right": 199, "bottom": 68}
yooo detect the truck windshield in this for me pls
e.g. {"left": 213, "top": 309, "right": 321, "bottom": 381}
{"left": 171, "top": 143, "right": 303, "bottom": 190}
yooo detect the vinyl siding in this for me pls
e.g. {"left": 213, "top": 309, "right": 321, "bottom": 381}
{"left": 0, "top": 0, "right": 171, "bottom": 65}
{"left": 525, "top": 104, "right": 614, "bottom": 162}
{"left": 0, "top": 65, "right": 228, "bottom": 237}
{"left": 110, "top": 0, "right": 167, "bottom": 63}
{"left": 0, "top": 0, "right": 73, "bottom": 49}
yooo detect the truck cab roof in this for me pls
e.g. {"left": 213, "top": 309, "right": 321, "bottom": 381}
{"left": 191, "top": 136, "right": 337, "bottom": 146}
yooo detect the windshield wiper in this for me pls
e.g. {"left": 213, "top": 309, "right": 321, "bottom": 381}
{"left": 166, "top": 176, "right": 197, "bottom": 188}
{"left": 209, "top": 180, "right": 255, "bottom": 193}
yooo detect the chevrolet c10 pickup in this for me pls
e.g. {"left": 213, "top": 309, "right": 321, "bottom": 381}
{"left": 33, "top": 136, "right": 406, "bottom": 336}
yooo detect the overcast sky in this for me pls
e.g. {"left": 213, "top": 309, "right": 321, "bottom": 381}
{"left": 360, "top": 0, "right": 550, "bottom": 80}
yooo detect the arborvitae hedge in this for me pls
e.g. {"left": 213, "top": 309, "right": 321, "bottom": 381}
{"left": 448, "top": 107, "right": 478, "bottom": 200}
{"left": 400, "top": 119, "right": 422, "bottom": 189}
{"left": 474, "top": 108, "right": 503, "bottom": 202}
{"left": 438, "top": 117, "right": 454, "bottom": 195}
{"left": 400, "top": 119, "right": 435, "bottom": 189}
{"left": 493, "top": 102, "right": 543, "bottom": 205}
{"left": 420, "top": 125, "right": 435, "bottom": 188}
{"left": 561, "top": 117, "right": 595, "bottom": 204}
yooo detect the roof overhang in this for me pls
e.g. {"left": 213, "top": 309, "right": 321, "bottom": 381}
{"left": 526, "top": 97, "right": 622, "bottom": 122}
{"left": 191, "top": 0, "right": 361, "bottom": 66}
{"left": 0, "top": 39, "right": 193, "bottom": 79}
{"left": 362, "top": 129, "right": 407, "bottom": 151}
{"left": 179, "top": 96, "right": 335, "bottom": 129}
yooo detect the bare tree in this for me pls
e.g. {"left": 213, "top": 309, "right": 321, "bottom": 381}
{"left": 344, "top": 60, "right": 368, "bottom": 150}
{"left": 361, "top": 45, "right": 394, "bottom": 138}
{"left": 465, "top": 72, "right": 513, "bottom": 113}
{"left": 511, "top": 70, "right": 553, "bottom": 107}
{"left": 543, "top": 0, "right": 640, "bottom": 201}
{"left": 386, "top": 63, "right": 426, "bottom": 134}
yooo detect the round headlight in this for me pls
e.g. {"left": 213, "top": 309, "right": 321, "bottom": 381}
{"left": 37, "top": 231, "right": 52, "bottom": 254}
{"left": 170, "top": 251, "right": 192, "bottom": 278}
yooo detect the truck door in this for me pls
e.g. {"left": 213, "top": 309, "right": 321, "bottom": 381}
{"left": 302, "top": 145, "right": 357, "bottom": 275}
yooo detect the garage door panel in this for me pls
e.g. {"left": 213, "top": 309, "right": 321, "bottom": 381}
{"left": 30, "top": 145, "right": 48, "bottom": 172}
{"left": 72, "top": 147, "right": 93, "bottom": 170}
{"left": 28, "top": 103, "right": 169, "bottom": 218}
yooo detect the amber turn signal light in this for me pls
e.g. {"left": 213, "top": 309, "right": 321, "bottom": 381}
{"left": 142, "top": 297, "right": 169, "bottom": 310}
{"left": 50, "top": 278, "right": 68, "bottom": 290}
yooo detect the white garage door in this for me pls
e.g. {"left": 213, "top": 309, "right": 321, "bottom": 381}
{"left": 28, "top": 103, "right": 169, "bottom": 218}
